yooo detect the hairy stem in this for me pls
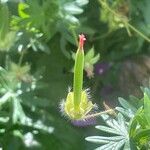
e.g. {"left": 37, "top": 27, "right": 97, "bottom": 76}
{"left": 83, "top": 109, "right": 116, "bottom": 120}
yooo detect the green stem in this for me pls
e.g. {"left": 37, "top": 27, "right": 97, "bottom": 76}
{"left": 99, "top": 0, "right": 150, "bottom": 43}
{"left": 127, "top": 23, "right": 150, "bottom": 42}
{"left": 73, "top": 48, "right": 84, "bottom": 110}
{"left": 18, "top": 49, "right": 25, "bottom": 66}
{"left": 83, "top": 109, "right": 115, "bottom": 119}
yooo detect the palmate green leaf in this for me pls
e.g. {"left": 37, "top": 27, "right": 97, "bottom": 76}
{"left": 95, "top": 125, "right": 121, "bottom": 135}
{"left": 86, "top": 113, "right": 130, "bottom": 150}
{"left": 95, "top": 140, "right": 126, "bottom": 150}
{"left": 0, "top": 62, "right": 54, "bottom": 145}
{"left": 84, "top": 47, "right": 100, "bottom": 65}
{"left": 118, "top": 97, "right": 137, "bottom": 113}
{"left": 18, "top": 0, "right": 59, "bottom": 39}
{"left": 101, "top": 114, "right": 128, "bottom": 136}
{"left": 116, "top": 97, "right": 138, "bottom": 119}
{"left": 129, "top": 95, "right": 143, "bottom": 109}
{"left": 18, "top": 0, "right": 89, "bottom": 41}
{"left": 60, "top": 0, "right": 89, "bottom": 18}
{"left": 86, "top": 136, "right": 124, "bottom": 144}
{"left": 90, "top": 54, "right": 100, "bottom": 64}
{"left": 115, "top": 107, "right": 134, "bottom": 119}
{"left": 14, "top": 29, "right": 50, "bottom": 54}
{"left": 85, "top": 47, "right": 95, "bottom": 62}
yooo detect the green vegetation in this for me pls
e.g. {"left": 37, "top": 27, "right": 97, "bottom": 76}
{"left": 0, "top": 0, "right": 150, "bottom": 149}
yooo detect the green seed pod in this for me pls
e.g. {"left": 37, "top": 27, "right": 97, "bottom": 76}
{"left": 62, "top": 34, "right": 95, "bottom": 120}
{"left": 73, "top": 34, "right": 85, "bottom": 110}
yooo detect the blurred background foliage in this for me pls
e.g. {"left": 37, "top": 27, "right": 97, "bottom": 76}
{"left": 0, "top": 0, "right": 150, "bottom": 149}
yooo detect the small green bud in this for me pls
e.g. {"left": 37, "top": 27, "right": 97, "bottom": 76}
{"left": 84, "top": 47, "right": 100, "bottom": 78}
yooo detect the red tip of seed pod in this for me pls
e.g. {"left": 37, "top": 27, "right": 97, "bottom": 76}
{"left": 79, "top": 34, "right": 86, "bottom": 50}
